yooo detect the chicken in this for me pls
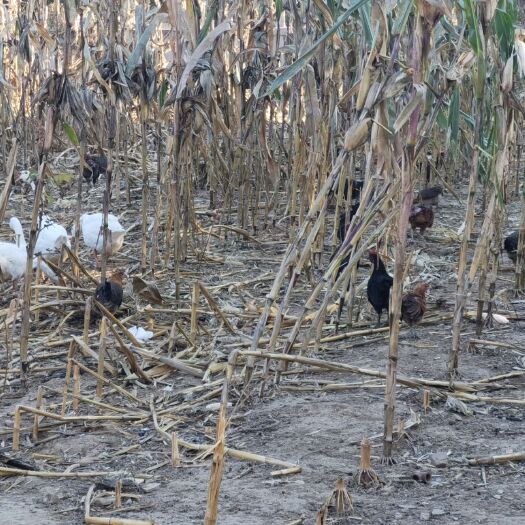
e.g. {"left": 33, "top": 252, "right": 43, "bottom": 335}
{"left": 332, "top": 204, "right": 361, "bottom": 333}
{"left": 334, "top": 202, "right": 362, "bottom": 283}
{"left": 409, "top": 205, "right": 434, "bottom": 236}
{"left": 401, "top": 282, "right": 430, "bottom": 337}
{"left": 504, "top": 231, "right": 519, "bottom": 264}
{"left": 83, "top": 154, "right": 108, "bottom": 185}
{"left": 367, "top": 249, "right": 393, "bottom": 327}
{"left": 95, "top": 270, "right": 126, "bottom": 313}
{"left": 343, "top": 179, "right": 364, "bottom": 201}
{"left": 414, "top": 186, "right": 442, "bottom": 207}
{"left": 330, "top": 178, "right": 363, "bottom": 212}
{"left": 337, "top": 201, "right": 360, "bottom": 244}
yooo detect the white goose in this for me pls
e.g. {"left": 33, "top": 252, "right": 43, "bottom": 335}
{"left": 75, "top": 212, "right": 126, "bottom": 259}
{"left": 0, "top": 218, "right": 27, "bottom": 282}
{"left": 35, "top": 214, "right": 71, "bottom": 264}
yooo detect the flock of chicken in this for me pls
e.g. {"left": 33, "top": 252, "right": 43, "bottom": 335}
{"left": 336, "top": 179, "right": 520, "bottom": 334}
{"left": 0, "top": 156, "right": 522, "bottom": 333}
{"left": 365, "top": 248, "right": 428, "bottom": 335}
{"left": 0, "top": 205, "right": 126, "bottom": 311}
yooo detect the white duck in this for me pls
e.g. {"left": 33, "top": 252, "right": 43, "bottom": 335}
{"left": 35, "top": 214, "right": 71, "bottom": 264}
{"left": 74, "top": 212, "right": 125, "bottom": 260}
{"left": 0, "top": 218, "right": 27, "bottom": 282}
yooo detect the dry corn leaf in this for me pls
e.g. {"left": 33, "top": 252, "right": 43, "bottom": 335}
{"left": 393, "top": 84, "right": 426, "bottom": 133}
{"left": 312, "top": 0, "right": 344, "bottom": 49}
{"left": 445, "top": 396, "right": 473, "bottom": 416}
{"left": 176, "top": 19, "right": 233, "bottom": 99}
{"left": 356, "top": 50, "right": 377, "bottom": 110}
{"left": 481, "top": 0, "right": 498, "bottom": 25}
{"left": 338, "top": 79, "right": 361, "bottom": 109}
{"left": 132, "top": 276, "right": 164, "bottom": 305}
{"left": 515, "top": 39, "right": 525, "bottom": 78}
{"left": 371, "top": 1, "right": 389, "bottom": 54}
{"left": 381, "top": 71, "right": 410, "bottom": 100}
{"left": 343, "top": 118, "right": 371, "bottom": 151}
{"left": 501, "top": 56, "right": 513, "bottom": 93}
{"left": 34, "top": 22, "right": 57, "bottom": 48}
{"left": 446, "top": 51, "right": 475, "bottom": 82}
{"left": 418, "top": 0, "right": 452, "bottom": 26}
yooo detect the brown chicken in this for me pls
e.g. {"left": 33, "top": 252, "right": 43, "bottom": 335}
{"left": 95, "top": 269, "right": 126, "bottom": 313}
{"left": 414, "top": 186, "right": 443, "bottom": 207}
{"left": 401, "top": 282, "right": 430, "bottom": 337}
{"left": 409, "top": 205, "right": 434, "bottom": 236}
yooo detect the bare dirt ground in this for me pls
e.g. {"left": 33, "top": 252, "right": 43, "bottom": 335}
{"left": 1, "top": 171, "right": 524, "bottom": 524}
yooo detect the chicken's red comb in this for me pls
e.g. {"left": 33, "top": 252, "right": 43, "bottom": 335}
{"left": 369, "top": 248, "right": 378, "bottom": 255}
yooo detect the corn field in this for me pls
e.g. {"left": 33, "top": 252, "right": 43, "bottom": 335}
{"left": 1, "top": 0, "right": 525, "bottom": 523}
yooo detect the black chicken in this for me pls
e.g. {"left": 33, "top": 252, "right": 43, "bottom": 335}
{"left": 343, "top": 179, "right": 364, "bottom": 201}
{"left": 504, "top": 231, "right": 519, "bottom": 264}
{"left": 335, "top": 201, "right": 362, "bottom": 282}
{"left": 337, "top": 201, "right": 360, "bottom": 244}
{"left": 330, "top": 178, "right": 363, "bottom": 211}
{"left": 83, "top": 154, "right": 108, "bottom": 185}
{"left": 95, "top": 270, "right": 126, "bottom": 313}
{"left": 367, "top": 249, "right": 393, "bottom": 327}
{"left": 414, "top": 186, "right": 443, "bottom": 207}
{"left": 332, "top": 202, "right": 361, "bottom": 333}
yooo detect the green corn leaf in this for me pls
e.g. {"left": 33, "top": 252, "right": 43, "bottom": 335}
{"left": 63, "top": 122, "right": 79, "bottom": 146}
{"left": 158, "top": 79, "right": 169, "bottom": 108}
{"left": 462, "top": 0, "right": 483, "bottom": 56}
{"left": 359, "top": 5, "right": 372, "bottom": 46}
{"left": 493, "top": 3, "right": 516, "bottom": 60}
{"left": 197, "top": 4, "right": 219, "bottom": 44}
{"left": 261, "top": 0, "right": 371, "bottom": 98}
{"left": 474, "top": 54, "right": 486, "bottom": 100}
{"left": 459, "top": 109, "right": 475, "bottom": 131}
{"left": 391, "top": 0, "right": 412, "bottom": 36}
{"left": 448, "top": 86, "right": 460, "bottom": 142}
{"left": 436, "top": 107, "right": 448, "bottom": 131}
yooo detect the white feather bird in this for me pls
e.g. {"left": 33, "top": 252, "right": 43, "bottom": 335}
{"left": 0, "top": 218, "right": 27, "bottom": 282}
{"left": 0, "top": 217, "right": 62, "bottom": 284}
{"left": 74, "top": 213, "right": 125, "bottom": 259}
{"left": 35, "top": 214, "right": 71, "bottom": 264}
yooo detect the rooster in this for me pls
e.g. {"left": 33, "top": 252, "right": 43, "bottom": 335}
{"left": 504, "top": 231, "right": 519, "bottom": 264}
{"left": 409, "top": 205, "right": 434, "bottom": 236}
{"left": 401, "top": 282, "right": 429, "bottom": 337}
{"left": 414, "top": 186, "right": 442, "bottom": 207}
{"left": 367, "top": 249, "right": 393, "bottom": 327}
{"left": 95, "top": 269, "right": 126, "bottom": 314}
{"left": 84, "top": 154, "right": 108, "bottom": 185}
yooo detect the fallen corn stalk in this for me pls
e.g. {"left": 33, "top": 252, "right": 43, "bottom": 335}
{"left": 240, "top": 351, "right": 482, "bottom": 392}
